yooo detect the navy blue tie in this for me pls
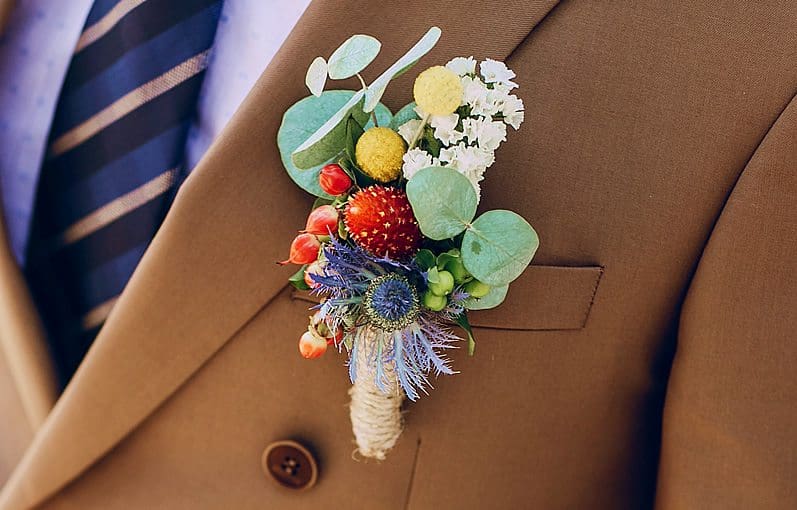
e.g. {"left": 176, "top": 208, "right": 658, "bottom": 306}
{"left": 25, "top": 0, "right": 223, "bottom": 385}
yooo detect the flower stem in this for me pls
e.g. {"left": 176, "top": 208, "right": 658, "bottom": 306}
{"left": 409, "top": 114, "right": 430, "bottom": 150}
{"left": 356, "top": 73, "right": 378, "bottom": 127}
{"left": 356, "top": 73, "right": 367, "bottom": 90}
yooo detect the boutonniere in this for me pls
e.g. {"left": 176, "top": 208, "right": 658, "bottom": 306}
{"left": 277, "top": 27, "right": 538, "bottom": 460}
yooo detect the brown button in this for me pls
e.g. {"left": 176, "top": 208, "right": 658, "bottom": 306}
{"left": 262, "top": 440, "right": 318, "bottom": 490}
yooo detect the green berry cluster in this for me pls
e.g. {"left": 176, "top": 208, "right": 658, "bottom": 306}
{"left": 421, "top": 251, "right": 491, "bottom": 311}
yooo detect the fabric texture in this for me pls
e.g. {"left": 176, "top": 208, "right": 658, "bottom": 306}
{"left": 23, "top": 0, "right": 222, "bottom": 384}
{"left": 0, "top": 1, "right": 796, "bottom": 509}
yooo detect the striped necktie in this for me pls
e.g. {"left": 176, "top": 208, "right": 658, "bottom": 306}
{"left": 25, "top": 0, "right": 223, "bottom": 385}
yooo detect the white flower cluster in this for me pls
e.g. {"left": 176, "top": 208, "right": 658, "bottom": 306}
{"left": 399, "top": 57, "right": 525, "bottom": 198}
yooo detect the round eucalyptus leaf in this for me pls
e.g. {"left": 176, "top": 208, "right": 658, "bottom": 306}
{"left": 464, "top": 284, "right": 508, "bottom": 310}
{"left": 327, "top": 34, "right": 381, "bottom": 80}
{"left": 365, "top": 102, "right": 392, "bottom": 129}
{"left": 363, "top": 26, "right": 441, "bottom": 112}
{"left": 406, "top": 166, "right": 478, "bottom": 240}
{"left": 291, "top": 89, "right": 364, "bottom": 169}
{"left": 305, "top": 57, "right": 327, "bottom": 97}
{"left": 278, "top": 91, "right": 390, "bottom": 197}
{"left": 461, "top": 210, "right": 539, "bottom": 286}
{"left": 389, "top": 102, "right": 420, "bottom": 130}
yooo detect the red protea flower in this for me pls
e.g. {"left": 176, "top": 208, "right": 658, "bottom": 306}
{"left": 344, "top": 185, "right": 422, "bottom": 260}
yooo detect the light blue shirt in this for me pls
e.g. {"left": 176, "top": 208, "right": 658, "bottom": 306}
{"left": 0, "top": 0, "right": 311, "bottom": 264}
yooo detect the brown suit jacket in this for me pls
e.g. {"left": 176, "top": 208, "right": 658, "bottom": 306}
{"left": 0, "top": 0, "right": 57, "bottom": 486}
{"left": 1, "top": 1, "right": 796, "bottom": 508}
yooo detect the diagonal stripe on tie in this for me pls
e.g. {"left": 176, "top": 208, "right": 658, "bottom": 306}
{"left": 59, "top": 167, "right": 179, "bottom": 245}
{"left": 75, "top": 0, "right": 148, "bottom": 53}
{"left": 49, "top": 50, "right": 210, "bottom": 157}
{"left": 25, "top": 0, "right": 223, "bottom": 386}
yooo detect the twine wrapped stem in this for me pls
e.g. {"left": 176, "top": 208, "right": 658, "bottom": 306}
{"left": 348, "top": 332, "right": 405, "bottom": 460}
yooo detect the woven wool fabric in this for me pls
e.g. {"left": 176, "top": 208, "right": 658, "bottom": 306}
{"left": 0, "top": 1, "right": 796, "bottom": 509}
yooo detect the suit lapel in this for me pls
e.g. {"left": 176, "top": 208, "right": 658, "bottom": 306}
{"left": 0, "top": 1, "right": 560, "bottom": 508}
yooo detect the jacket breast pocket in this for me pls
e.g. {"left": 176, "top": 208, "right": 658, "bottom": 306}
{"left": 468, "top": 265, "right": 603, "bottom": 331}
{"left": 292, "top": 265, "right": 603, "bottom": 332}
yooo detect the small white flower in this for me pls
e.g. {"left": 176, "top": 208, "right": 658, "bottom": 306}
{"left": 486, "top": 83, "right": 510, "bottom": 109}
{"left": 446, "top": 56, "right": 477, "bottom": 76}
{"left": 479, "top": 59, "right": 518, "bottom": 89}
{"left": 402, "top": 148, "right": 438, "bottom": 180}
{"left": 397, "top": 119, "right": 423, "bottom": 145}
{"left": 504, "top": 110, "right": 525, "bottom": 130}
{"left": 461, "top": 75, "right": 496, "bottom": 117}
{"left": 429, "top": 113, "right": 463, "bottom": 146}
{"left": 500, "top": 94, "right": 525, "bottom": 130}
{"left": 462, "top": 117, "right": 507, "bottom": 151}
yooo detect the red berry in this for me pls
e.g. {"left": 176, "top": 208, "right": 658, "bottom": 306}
{"left": 299, "top": 330, "right": 327, "bottom": 359}
{"left": 344, "top": 185, "right": 422, "bottom": 260}
{"left": 303, "top": 205, "right": 338, "bottom": 236}
{"left": 319, "top": 164, "right": 352, "bottom": 196}
{"left": 279, "top": 233, "right": 320, "bottom": 265}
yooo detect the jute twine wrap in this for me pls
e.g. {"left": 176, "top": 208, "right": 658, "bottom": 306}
{"left": 348, "top": 333, "right": 405, "bottom": 460}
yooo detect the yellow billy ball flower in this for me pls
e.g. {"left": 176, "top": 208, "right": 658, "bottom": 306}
{"left": 355, "top": 127, "right": 406, "bottom": 182}
{"left": 413, "top": 65, "right": 463, "bottom": 116}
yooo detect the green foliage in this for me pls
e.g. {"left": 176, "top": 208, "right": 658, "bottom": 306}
{"left": 464, "top": 284, "right": 508, "bottom": 310}
{"left": 407, "top": 167, "right": 538, "bottom": 287}
{"left": 345, "top": 116, "right": 364, "bottom": 162}
{"left": 414, "top": 249, "right": 436, "bottom": 270}
{"left": 389, "top": 102, "right": 420, "bottom": 130}
{"left": 454, "top": 313, "right": 476, "bottom": 355}
{"left": 305, "top": 57, "right": 327, "bottom": 97}
{"left": 278, "top": 90, "right": 391, "bottom": 197}
{"left": 289, "top": 266, "right": 310, "bottom": 291}
{"left": 327, "top": 34, "right": 381, "bottom": 79}
{"left": 278, "top": 91, "right": 354, "bottom": 197}
{"left": 435, "top": 249, "right": 460, "bottom": 270}
{"left": 422, "top": 126, "right": 441, "bottom": 158}
{"left": 363, "top": 27, "right": 442, "bottom": 112}
{"left": 461, "top": 210, "right": 538, "bottom": 286}
{"left": 291, "top": 90, "right": 366, "bottom": 170}
{"left": 405, "top": 166, "right": 478, "bottom": 240}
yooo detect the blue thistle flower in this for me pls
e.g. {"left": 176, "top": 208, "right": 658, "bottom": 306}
{"left": 312, "top": 237, "right": 462, "bottom": 400}
{"left": 363, "top": 274, "right": 420, "bottom": 331}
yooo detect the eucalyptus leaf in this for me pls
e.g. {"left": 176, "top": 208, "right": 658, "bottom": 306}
{"left": 278, "top": 91, "right": 358, "bottom": 197}
{"left": 327, "top": 34, "right": 381, "bottom": 80}
{"left": 363, "top": 26, "right": 442, "bottom": 112}
{"left": 389, "top": 102, "right": 420, "bottom": 130}
{"left": 291, "top": 89, "right": 365, "bottom": 169}
{"left": 461, "top": 210, "right": 539, "bottom": 286}
{"left": 364, "top": 104, "right": 392, "bottom": 129}
{"left": 305, "top": 57, "right": 327, "bottom": 97}
{"left": 464, "top": 284, "right": 508, "bottom": 310}
{"left": 406, "top": 166, "right": 478, "bottom": 240}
